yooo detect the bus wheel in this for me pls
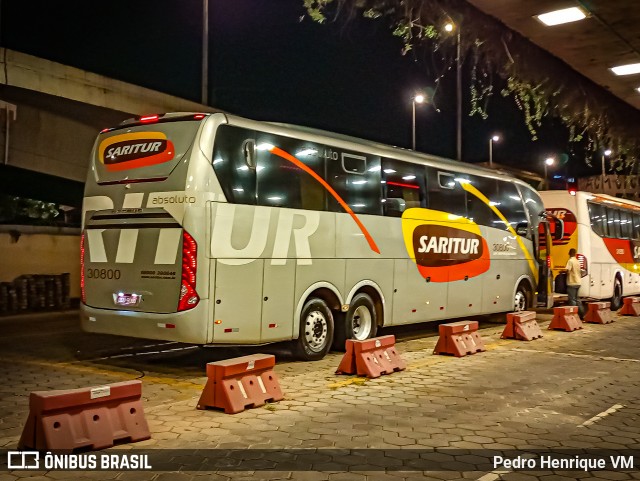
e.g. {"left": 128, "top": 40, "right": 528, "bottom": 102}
{"left": 514, "top": 284, "right": 528, "bottom": 312}
{"left": 334, "top": 293, "right": 378, "bottom": 350}
{"left": 293, "top": 298, "right": 334, "bottom": 361}
{"left": 610, "top": 277, "right": 623, "bottom": 311}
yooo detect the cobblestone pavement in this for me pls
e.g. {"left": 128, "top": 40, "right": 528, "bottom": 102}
{"left": 0, "top": 309, "right": 639, "bottom": 480}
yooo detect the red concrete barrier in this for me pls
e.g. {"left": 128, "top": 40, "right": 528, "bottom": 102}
{"left": 620, "top": 297, "right": 640, "bottom": 316}
{"left": 18, "top": 380, "right": 149, "bottom": 451}
{"left": 548, "top": 306, "right": 583, "bottom": 331}
{"left": 197, "top": 354, "right": 283, "bottom": 414}
{"left": 584, "top": 301, "right": 614, "bottom": 324}
{"left": 433, "top": 320, "right": 486, "bottom": 357}
{"left": 336, "top": 335, "right": 406, "bottom": 378}
{"left": 501, "top": 311, "right": 543, "bottom": 341}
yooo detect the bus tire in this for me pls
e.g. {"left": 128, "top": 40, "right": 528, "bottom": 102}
{"left": 514, "top": 283, "right": 529, "bottom": 312}
{"left": 610, "top": 277, "right": 623, "bottom": 311}
{"left": 333, "top": 293, "right": 378, "bottom": 350}
{"left": 293, "top": 297, "right": 334, "bottom": 361}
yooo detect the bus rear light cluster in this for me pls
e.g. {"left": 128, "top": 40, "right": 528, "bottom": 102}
{"left": 80, "top": 233, "right": 86, "bottom": 304}
{"left": 576, "top": 253, "right": 588, "bottom": 275}
{"left": 178, "top": 231, "right": 199, "bottom": 311}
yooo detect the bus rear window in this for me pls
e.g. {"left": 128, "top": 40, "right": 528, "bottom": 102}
{"left": 94, "top": 121, "right": 201, "bottom": 184}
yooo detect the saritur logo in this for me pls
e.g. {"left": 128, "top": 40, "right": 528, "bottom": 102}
{"left": 98, "top": 132, "right": 175, "bottom": 172}
{"left": 413, "top": 224, "right": 483, "bottom": 267}
{"left": 401, "top": 208, "right": 491, "bottom": 282}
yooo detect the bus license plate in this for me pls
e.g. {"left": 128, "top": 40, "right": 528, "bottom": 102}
{"left": 113, "top": 293, "right": 142, "bottom": 307}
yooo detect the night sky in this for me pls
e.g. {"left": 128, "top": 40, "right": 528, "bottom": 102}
{"left": 2, "top": 0, "right": 586, "bottom": 180}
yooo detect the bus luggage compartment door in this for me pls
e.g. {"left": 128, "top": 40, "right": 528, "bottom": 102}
{"left": 212, "top": 260, "right": 263, "bottom": 342}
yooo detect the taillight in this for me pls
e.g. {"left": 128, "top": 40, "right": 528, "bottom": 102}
{"left": 576, "top": 253, "right": 588, "bottom": 275}
{"left": 178, "top": 231, "right": 199, "bottom": 311}
{"left": 139, "top": 114, "right": 159, "bottom": 124}
{"left": 546, "top": 255, "right": 551, "bottom": 268}
{"left": 80, "top": 233, "right": 86, "bottom": 304}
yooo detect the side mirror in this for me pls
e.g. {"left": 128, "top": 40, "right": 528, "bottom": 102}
{"left": 242, "top": 139, "right": 257, "bottom": 170}
{"left": 515, "top": 222, "right": 529, "bottom": 237}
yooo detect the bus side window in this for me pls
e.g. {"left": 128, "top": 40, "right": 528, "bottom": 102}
{"left": 633, "top": 213, "right": 640, "bottom": 240}
{"left": 607, "top": 208, "right": 621, "bottom": 238}
{"left": 255, "top": 135, "right": 326, "bottom": 211}
{"left": 465, "top": 176, "right": 501, "bottom": 228}
{"left": 620, "top": 210, "right": 633, "bottom": 239}
{"left": 212, "top": 125, "right": 257, "bottom": 205}
{"left": 382, "top": 158, "right": 426, "bottom": 217}
{"left": 498, "top": 181, "right": 529, "bottom": 236}
{"left": 588, "top": 202, "right": 606, "bottom": 237}
{"left": 327, "top": 150, "right": 382, "bottom": 215}
{"left": 427, "top": 169, "right": 466, "bottom": 218}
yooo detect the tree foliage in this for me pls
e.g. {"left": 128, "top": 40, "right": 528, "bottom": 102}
{"left": 303, "top": 0, "right": 640, "bottom": 173}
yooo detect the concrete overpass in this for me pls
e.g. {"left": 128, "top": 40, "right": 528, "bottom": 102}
{"left": 0, "top": 48, "right": 211, "bottom": 190}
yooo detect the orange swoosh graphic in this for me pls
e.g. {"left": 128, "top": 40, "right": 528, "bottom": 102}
{"left": 270, "top": 146, "right": 380, "bottom": 254}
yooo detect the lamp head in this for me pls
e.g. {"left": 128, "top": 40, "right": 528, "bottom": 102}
{"left": 491, "top": 135, "right": 500, "bottom": 142}
{"left": 414, "top": 94, "right": 425, "bottom": 104}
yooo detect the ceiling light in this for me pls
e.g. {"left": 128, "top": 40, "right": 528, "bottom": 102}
{"left": 610, "top": 63, "right": 640, "bottom": 76}
{"left": 536, "top": 7, "right": 586, "bottom": 26}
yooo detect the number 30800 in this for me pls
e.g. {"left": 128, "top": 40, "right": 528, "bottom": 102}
{"left": 86, "top": 268, "right": 121, "bottom": 280}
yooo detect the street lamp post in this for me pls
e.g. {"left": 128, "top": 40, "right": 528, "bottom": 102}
{"left": 544, "top": 157, "right": 555, "bottom": 189}
{"left": 488, "top": 135, "right": 500, "bottom": 168}
{"left": 601, "top": 149, "right": 612, "bottom": 192}
{"left": 201, "top": 0, "right": 209, "bottom": 105}
{"left": 445, "top": 22, "right": 462, "bottom": 161}
{"left": 412, "top": 94, "right": 425, "bottom": 150}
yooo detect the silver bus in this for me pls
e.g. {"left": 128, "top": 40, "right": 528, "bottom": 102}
{"left": 81, "top": 112, "right": 555, "bottom": 360}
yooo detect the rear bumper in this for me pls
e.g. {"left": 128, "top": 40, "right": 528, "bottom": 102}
{"left": 80, "top": 301, "right": 209, "bottom": 344}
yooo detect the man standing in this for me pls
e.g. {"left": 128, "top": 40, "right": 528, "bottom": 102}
{"left": 565, "top": 248, "right": 584, "bottom": 317}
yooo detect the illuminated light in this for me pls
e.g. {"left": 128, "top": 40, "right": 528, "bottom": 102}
{"left": 637, "top": 87, "right": 640, "bottom": 94}
{"left": 536, "top": 7, "right": 587, "bottom": 26}
{"left": 100, "top": 128, "right": 111, "bottom": 134}
{"left": 454, "top": 177, "right": 470, "bottom": 184}
{"left": 447, "top": 182, "right": 455, "bottom": 187}
{"left": 139, "top": 114, "right": 159, "bottom": 123}
{"left": 368, "top": 165, "right": 381, "bottom": 172}
{"left": 402, "top": 175, "right": 417, "bottom": 180}
{"left": 492, "top": 135, "right": 500, "bottom": 142}
{"left": 545, "top": 157, "right": 555, "bottom": 166}
{"left": 387, "top": 181, "right": 420, "bottom": 189}
{"left": 193, "top": 114, "right": 206, "bottom": 120}
{"left": 569, "top": 188, "right": 577, "bottom": 196}
{"left": 118, "top": 292, "right": 124, "bottom": 297}
{"left": 296, "top": 148, "right": 318, "bottom": 156}
{"left": 214, "top": 320, "right": 222, "bottom": 324}
{"left": 267, "top": 196, "right": 282, "bottom": 201}
{"left": 414, "top": 94, "right": 425, "bottom": 103}
{"left": 381, "top": 199, "right": 387, "bottom": 203}
{"left": 444, "top": 23, "right": 454, "bottom": 32}
{"left": 380, "top": 181, "right": 386, "bottom": 184}
{"left": 604, "top": 149, "right": 612, "bottom": 156}
{"left": 178, "top": 231, "right": 199, "bottom": 312}
{"left": 352, "top": 180, "right": 368, "bottom": 185}
{"left": 213, "top": 158, "right": 224, "bottom": 164}
{"left": 383, "top": 169, "right": 396, "bottom": 174}
{"left": 351, "top": 204, "right": 366, "bottom": 208}
{"left": 257, "top": 143, "right": 275, "bottom": 151}
{"left": 611, "top": 63, "right": 640, "bottom": 76}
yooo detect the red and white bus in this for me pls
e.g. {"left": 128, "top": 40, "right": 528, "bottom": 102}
{"left": 540, "top": 190, "right": 640, "bottom": 309}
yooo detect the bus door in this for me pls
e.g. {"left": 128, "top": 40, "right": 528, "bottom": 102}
{"left": 537, "top": 214, "right": 564, "bottom": 308}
